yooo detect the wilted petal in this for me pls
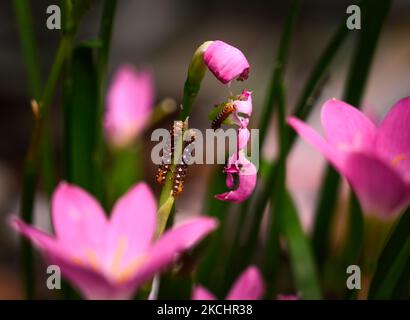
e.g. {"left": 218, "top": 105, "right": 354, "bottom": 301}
{"left": 215, "top": 152, "right": 257, "bottom": 203}
{"left": 376, "top": 97, "right": 410, "bottom": 181}
{"left": 343, "top": 152, "right": 410, "bottom": 218}
{"left": 104, "top": 65, "right": 154, "bottom": 147}
{"left": 204, "top": 40, "right": 250, "bottom": 84}
{"left": 126, "top": 217, "right": 217, "bottom": 289}
{"left": 192, "top": 286, "right": 217, "bottom": 300}
{"left": 234, "top": 90, "right": 253, "bottom": 117}
{"left": 226, "top": 266, "right": 265, "bottom": 300}
{"left": 52, "top": 182, "right": 108, "bottom": 259}
{"left": 321, "top": 99, "right": 376, "bottom": 151}
{"left": 288, "top": 117, "right": 343, "bottom": 171}
{"left": 105, "top": 183, "right": 157, "bottom": 272}
{"left": 238, "top": 127, "right": 250, "bottom": 150}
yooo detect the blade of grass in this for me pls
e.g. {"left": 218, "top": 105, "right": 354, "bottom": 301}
{"left": 368, "top": 209, "right": 410, "bottom": 299}
{"left": 63, "top": 46, "right": 99, "bottom": 193}
{"left": 282, "top": 192, "right": 322, "bottom": 299}
{"left": 95, "top": 0, "right": 117, "bottom": 205}
{"left": 258, "top": 0, "right": 303, "bottom": 151}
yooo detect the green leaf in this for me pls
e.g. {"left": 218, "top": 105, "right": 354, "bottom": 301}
{"left": 63, "top": 46, "right": 99, "bottom": 195}
{"left": 282, "top": 192, "right": 322, "bottom": 299}
{"left": 368, "top": 209, "right": 410, "bottom": 299}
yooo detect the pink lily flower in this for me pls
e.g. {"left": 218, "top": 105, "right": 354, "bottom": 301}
{"left": 192, "top": 266, "right": 264, "bottom": 300}
{"left": 104, "top": 65, "right": 154, "bottom": 148}
{"left": 215, "top": 151, "right": 257, "bottom": 203}
{"left": 10, "top": 182, "right": 217, "bottom": 299}
{"left": 203, "top": 40, "right": 250, "bottom": 84}
{"left": 288, "top": 97, "right": 410, "bottom": 218}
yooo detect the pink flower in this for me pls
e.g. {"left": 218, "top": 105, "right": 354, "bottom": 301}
{"left": 192, "top": 266, "right": 264, "bottom": 300}
{"left": 104, "top": 65, "right": 154, "bottom": 147}
{"left": 203, "top": 40, "right": 250, "bottom": 84}
{"left": 277, "top": 294, "right": 299, "bottom": 300}
{"left": 10, "top": 182, "right": 217, "bottom": 299}
{"left": 288, "top": 97, "right": 410, "bottom": 218}
{"left": 215, "top": 151, "right": 257, "bottom": 203}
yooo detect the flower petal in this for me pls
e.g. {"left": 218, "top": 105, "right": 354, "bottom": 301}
{"left": 51, "top": 182, "right": 108, "bottom": 259}
{"left": 192, "top": 286, "right": 217, "bottom": 300}
{"left": 343, "top": 152, "right": 410, "bottom": 218}
{"left": 10, "top": 217, "right": 126, "bottom": 299}
{"left": 126, "top": 217, "right": 218, "bottom": 289}
{"left": 376, "top": 97, "right": 410, "bottom": 181}
{"left": 215, "top": 152, "right": 257, "bottom": 203}
{"left": 203, "top": 40, "right": 250, "bottom": 84}
{"left": 288, "top": 116, "right": 343, "bottom": 170}
{"left": 321, "top": 99, "right": 376, "bottom": 151}
{"left": 238, "top": 127, "right": 250, "bottom": 150}
{"left": 105, "top": 183, "right": 157, "bottom": 270}
{"left": 226, "top": 266, "right": 265, "bottom": 300}
{"left": 234, "top": 90, "right": 253, "bottom": 117}
{"left": 104, "top": 65, "right": 154, "bottom": 147}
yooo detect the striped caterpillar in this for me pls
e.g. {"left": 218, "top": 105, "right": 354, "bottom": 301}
{"left": 211, "top": 103, "right": 237, "bottom": 130}
{"left": 155, "top": 121, "right": 183, "bottom": 185}
{"left": 171, "top": 130, "right": 196, "bottom": 197}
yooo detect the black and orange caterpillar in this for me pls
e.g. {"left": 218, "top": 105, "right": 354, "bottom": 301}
{"left": 171, "top": 131, "right": 196, "bottom": 197}
{"left": 155, "top": 121, "right": 183, "bottom": 185}
{"left": 211, "top": 103, "right": 237, "bottom": 130}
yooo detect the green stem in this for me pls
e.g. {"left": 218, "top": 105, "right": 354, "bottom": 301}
{"left": 95, "top": 0, "right": 118, "bottom": 205}
{"left": 13, "top": 0, "right": 42, "bottom": 99}
{"left": 19, "top": 36, "right": 71, "bottom": 299}
{"left": 264, "top": 80, "right": 287, "bottom": 294}
{"left": 258, "top": 0, "right": 303, "bottom": 151}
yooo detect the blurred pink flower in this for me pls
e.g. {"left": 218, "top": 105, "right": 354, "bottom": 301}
{"left": 204, "top": 40, "right": 250, "bottom": 84}
{"left": 193, "top": 266, "right": 264, "bottom": 300}
{"left": 11, "top": 182, "right": 217, "bottom": 299}
{"left": 104, "top": 65, "right": 154, "bottom": 147}
{"left": 288, "top": 97, "right": 410, "bottom": 218}
{"left": 215, "top": 151, "right": 257, "bottom": 203}
{"left": 277, "top": 294, "right": 299, "bottom": 300}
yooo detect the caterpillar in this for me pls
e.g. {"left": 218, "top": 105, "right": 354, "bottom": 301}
{"left": 171, "top": 131, "right": 196, "bottom": 197}
{"left": 155, "top": 121, "right": 183, "bottom": 185}
{"left": 211, "top": 103, "right": 237, "bottom": 130}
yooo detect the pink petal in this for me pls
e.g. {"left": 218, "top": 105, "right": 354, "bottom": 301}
{"left": 104, "top": 65, "right": 154, "bottom": 147}
{"left": 343, "top": 152, "right": 410, "bottom": 218}
{"left": 215, "top": 152, "right": 257, "bottom": 203}
{"left": 376, "top": 97, "right": 410, "bottom": 181}
{"left": 126, "top": 217, "right": 218, "bottom": 289}
{"left": 192, "top": 286, "right": 217, "bottom": 300}
{"left": 10, "top": 217, "right": 127, "bottom": 299}
{"left": 277, "top": 294, "right": 299, "bottom": 300}
{"left": 203, "top": 40, "right": 250, "bottom": 84}
{"left": 51, "top": 182, "right": 108, "bottom": 259}
{"left": 238, "top": 127, "right": 250, "bottom": 150}
{"left": 321, "top": 99, "right": 376, "bottom": 151}
{"left": 288, "top": 117, "right": 343, "bottom": 171}
{"left": 226, "top": 266, "right": 265, "bottom": 300}
{"left": 234, "top": 90, "right": 253, "bottom": 117}
{"left": 105, "top": 183, "right": 157, "bottom": 269}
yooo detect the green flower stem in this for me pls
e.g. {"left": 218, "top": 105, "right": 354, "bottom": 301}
{"left": 157, "top": 42, "right": 211, "bottom": 234}
{"left": 157, "top": 123, "right": 186, "bottom": 236}
{"left": 179, "top": 42, "right": 212, "bottom": 120}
